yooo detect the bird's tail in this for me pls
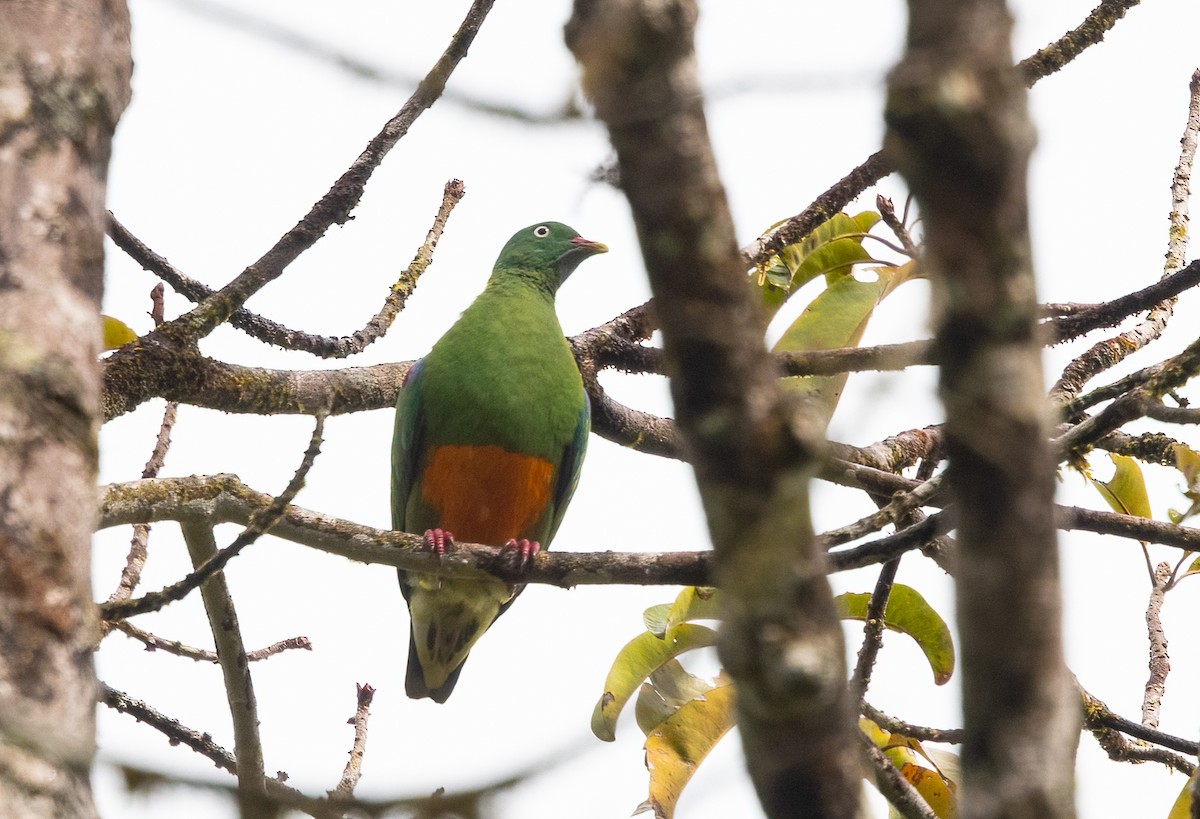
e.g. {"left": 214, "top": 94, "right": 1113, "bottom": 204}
{"left": 403, "top": 577, "right": 511, "bottom": 702}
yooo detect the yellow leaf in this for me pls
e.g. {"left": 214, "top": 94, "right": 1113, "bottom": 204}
{"left": 1090, "top": 453, "right": 1152, "bottom": 519}
{"left": 591, "top": 624, "right": 718, "bottom": 742}
{"left": 836, "top": 584, "right": 956, "bottom": 685}
{"left": 640, "top": 679, "right": 736, "bottom": 819}
{"left": 1166, "top": 772, "right": 1194, "bottom": 819}
{"left": 102, "top": 315, "right": 138, "bottom": 351}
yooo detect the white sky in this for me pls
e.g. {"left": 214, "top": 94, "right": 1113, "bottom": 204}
{"left": 94, "top": 1, "right": 1200, "bottom": 817}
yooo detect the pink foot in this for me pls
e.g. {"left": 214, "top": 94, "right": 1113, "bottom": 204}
{"left": 504, "top": 538, "right": 541, "bottom": 571}
{"left": 422, "top": 528, "right": 455, "bottom": 555}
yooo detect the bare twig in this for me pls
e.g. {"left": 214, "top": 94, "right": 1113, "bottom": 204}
{"left": 1016, "top": 0, "right": 1143, "bottom": 84}
{"left": 849, "top": 556, "right": 902, "bottom": 703}
{"left": 166, "top": 0, "right": 577, "bottom": 125}
{"left": 329, "top": 683, "right": 375, "bottom": 802}
{"left": 102, "top": 0, "right": 496, "bottom": 419}
{"left": 101, "top": 415, "right": 326, "bottom": 621}
{"left": 1052, "top": 68, "right": 1199, "bottom": 403}
{"left": 1080, "top": 684, "right": 1199, "bottom": 756}
{"left": 104, "top": 285, "right": 180, "bottom": 616}
{"left": 100, "top": 683, "right": 237, "bottom": 774}
{"left": 860, "top": 732, "right": 940, "bottom": 819}
{"left": 109, "top": 620, "right": 311, "bottom": 664}
{"left": 862, "top": 702, "right": 965, "bottom": 745}
{"left": 1141, "top": 561, "right": 1172, "bottom": 730}
{"left": 107, "top": 179, "right": 465, "bottom": 357}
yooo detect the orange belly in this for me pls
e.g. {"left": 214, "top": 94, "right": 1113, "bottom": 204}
{"left": 420, "top": 444, "right": 555, "bottom": 546}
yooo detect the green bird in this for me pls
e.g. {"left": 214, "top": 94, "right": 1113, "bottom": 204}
{"left": 391, "top": 221, "right": 607, "bottom": 702}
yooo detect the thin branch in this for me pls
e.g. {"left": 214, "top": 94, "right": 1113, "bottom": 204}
{"left": 104, "top": 285, "right": 180, "bottom": 617}
{"left": 1056, "top": 337, "right": 1200, "bottom": 455}
{"left": 329, "top": 683, "right": 375, "bottom": 802}
{"left": 849, "top": 556, "right": 902, "bottom": 703}
{"left": 100, "top": 683, "right": 237, "bottom": 774}
{"left": 1080, "top": 684, "right": 1199, "bottom": 756}
{"left": 1052, "top": 67, "right": 1198, "bottom": 403}
{"left": 166, "top": 0, "right": 578, "bottom": 125}
{"left": 860, "top": 732, "right": 940, "bottom": 819}
{"left": 1164, "top": 69, "right": 1200, "bottom": 276}
{"left": 247, "top": 636, "right": 314, "bottom": 662}
{"left": 100, "top": 685, "right": 340, "bottom": 818}
{"left": 101, "top": 0, "right": 496, "bottom": 417}
{"left": 1142, "top": 400, "right": 1200, "bottom": 425}
{"left": 1016, "top": 0, "right": 1143, "bottom": 84}
{"left": 109, "top": 620, "right": 312, "bottom": 664}
{"left": 740, "top": 0, "right": 1145, "bottom": 270}
{"left": 101, "top": 415, "right": 326, "bottom": 621}
{"left": 181, "top": 522, "right": 266, "bottom": 812}
{"left": 107, "top": 179, "right": 465, "bottom": 357}
{"left": 827, "top": 512, "right": 952, "bottom": 573}
{"left": 1142, "top": 561, "right": 1171, "bottom": 730}
{"left": 862, "top": 702, "right": 965, "bottom": 745}
{"left": 1047, "top": 258, "right": 1200, "bottom": 345}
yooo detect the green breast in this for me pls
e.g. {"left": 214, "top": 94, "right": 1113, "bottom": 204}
{"left": 418, "top": 280, "right": 585, "bottom": 460}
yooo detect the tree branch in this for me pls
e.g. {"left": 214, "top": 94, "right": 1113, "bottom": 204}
{"left": 101, "top": 0, "right": 495, "bottom": 417}
{"left": 886, "top": 1, "right": 1078, "bottom": 814}
{"left": 567, "top": 3, "right": 862, "bottom": 815}
{"left": 107, "top": 179, "right": 465, "bottom": 357}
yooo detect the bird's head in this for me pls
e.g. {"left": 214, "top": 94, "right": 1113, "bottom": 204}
{"left": 493, "top": 222, "right": 608, "bottom": 292}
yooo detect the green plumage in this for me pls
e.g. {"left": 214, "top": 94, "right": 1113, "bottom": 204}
{"left": 392, "top": 222, "right": 606, "bottom": 702}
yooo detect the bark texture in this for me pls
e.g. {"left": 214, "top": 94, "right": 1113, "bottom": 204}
{"left": 568, "top": 2, "right": 863, "bottom": 816}
{"left": 0, "top": 2, "right": 131, "bottom": 815}
{"left": 885, "top": 2, "right": 1078, "bottom": 817}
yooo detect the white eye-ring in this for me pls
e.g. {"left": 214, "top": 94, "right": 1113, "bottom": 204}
{"left": 533, "top": 225, "right": 550, "bottom": 238}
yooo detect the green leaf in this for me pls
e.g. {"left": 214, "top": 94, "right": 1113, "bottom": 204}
{"left": 643, "top": 604, "right": 671, "bottom": 636}
{"left": 1179, "top": 555, "right": 1200, "bottom": 580}
{"left": 1166, "top": 772, "right": 1194, "bottom": 819}
{"left": 102, "top": 315, "right": 138, "bottom": 351}
{"left": 638, "top": 678, "right": 736, "bottom": 819}
{"left": 644, "top": 588, "right": 720, "bottom": 638}
{"left": 1090, "top": 453, "right": 1152, "bottom": 519}
{"left": 634, "top": 659, "right": 715, "bottom": 735}
{"left": 753, "top": 211, "right": 882, "bottom": 321}
{"left": 591, "top": 624, "right": 718, "bottom": 742}
{"left": 836, "top": 583, "right": 956, "bottom": 685}
{"left": 772, "top": 261, "right": 917, "bottom": 428}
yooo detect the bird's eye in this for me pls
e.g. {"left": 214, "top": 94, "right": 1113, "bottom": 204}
{"left": 533, "top": 225, "right": 550, "bottom": 238}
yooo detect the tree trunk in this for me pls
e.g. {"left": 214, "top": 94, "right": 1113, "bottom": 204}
{"left": 886, "top": 1, "right": 1079, "bottom": 817}
{"left": 0, "top": 2, "right": 132, "bottom": 815}
{"left": 568, "top": 2, "right": 864, "bottom": 816}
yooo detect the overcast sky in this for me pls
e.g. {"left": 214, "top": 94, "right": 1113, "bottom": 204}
{"left": 95, "top": 1, "right": 1200, "bottom": 817}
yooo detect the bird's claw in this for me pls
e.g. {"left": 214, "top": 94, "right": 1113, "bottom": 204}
{"left": 422, "top": 528, "right": 455, "bottom": 556}
{"left": 505, "top": 538, "right": 539, "bottom": 571}
{"left": 504, "top": 538, "right": 540, "bottom": 572}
